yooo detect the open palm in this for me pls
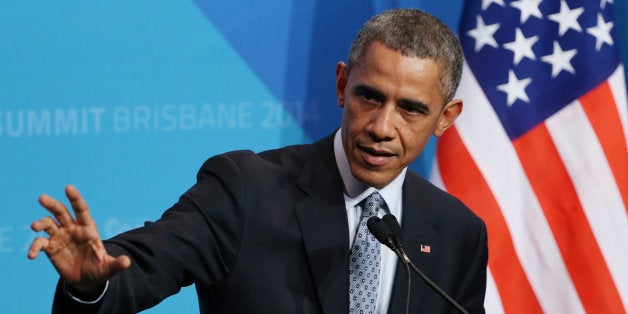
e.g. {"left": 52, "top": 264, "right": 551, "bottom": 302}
{"left": 28, "top": 185, "right": 131, "bottom": 294}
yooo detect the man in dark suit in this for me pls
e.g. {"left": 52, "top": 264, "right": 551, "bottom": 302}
{"left": 28, "top": 8, "right": 487, "bottom": 313}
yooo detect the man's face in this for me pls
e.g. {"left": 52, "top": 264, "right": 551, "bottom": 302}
{"left": 336, "top": 41, "right": 462, "bottom": 188}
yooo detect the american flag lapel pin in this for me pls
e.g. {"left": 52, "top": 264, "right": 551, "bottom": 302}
{"left": 420, "top": 244, "right": 431, "bottom": 253}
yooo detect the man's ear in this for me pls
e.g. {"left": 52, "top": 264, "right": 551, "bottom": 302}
{"left": 433, "top": 99, "right": 463, "bottom": 137}
{"left": 335, "top": 61, "right": 348, "bottom": 108}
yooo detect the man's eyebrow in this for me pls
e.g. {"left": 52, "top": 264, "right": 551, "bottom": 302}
{"left": 353, "top": 84, "right": 431, "bottom": 114}
{"left": 353, "top": 85, "right": 386, "bottom": 101}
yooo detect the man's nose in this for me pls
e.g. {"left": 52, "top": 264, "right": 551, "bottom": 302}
{"left": 367, "top": 104, "right": 396, "bottom": 141}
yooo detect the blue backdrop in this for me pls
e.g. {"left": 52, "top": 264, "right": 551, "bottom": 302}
{"left": 1, "top": 1, "right": 626, "bottom": 312}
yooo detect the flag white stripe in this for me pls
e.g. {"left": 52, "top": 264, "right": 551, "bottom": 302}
{"left": 546, "top": 101, "right": 628, "bottom": 308}
{"left": 431, "top": 162, "right": 507, "bottom": 313}
{"left": 485, "top": 268, "right": 504, "bottom": 314}
{"left": 454, "top": 62, "right": 584, "bottom": 313}
{"left": 430, "top": 159, "right": 444, "bottom": 190}
{"left": 608, "top": 65, "right": 628, "bottom": 146}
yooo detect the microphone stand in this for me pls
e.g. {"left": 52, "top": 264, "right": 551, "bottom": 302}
{"left": 369, "top": 216, "right": 470, "bottom": 314}
{"left": 395, "top": 247, "right": 469, "bottom": 314}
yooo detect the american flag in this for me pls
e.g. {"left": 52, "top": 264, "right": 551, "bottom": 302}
{"left": 431, "top": 0, "right": 628, "bottom": 313}
{"left": 420, "top": 244, "right": 431, "bottom": 253}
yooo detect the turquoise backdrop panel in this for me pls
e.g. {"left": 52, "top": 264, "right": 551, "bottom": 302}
{"left": 1, "top": 1, "right": 626, "bottom": 313}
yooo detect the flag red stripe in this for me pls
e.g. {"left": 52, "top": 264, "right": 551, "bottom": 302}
{"left": 513, "top": 124, "right": 625, "bottom": 313}
{"left": 578, "top": 81, "right": 628, "bottom": 213}
{"left": 437, "top": 127, "right": 542, "bottom": 313}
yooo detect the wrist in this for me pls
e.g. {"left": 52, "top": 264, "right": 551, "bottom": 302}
{"left": 64, "top": 280, "right": 109, "bottom": 304}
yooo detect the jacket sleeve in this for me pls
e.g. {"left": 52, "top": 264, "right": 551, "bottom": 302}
{"left": 52, "top": 153, "right": 250, "bottom": 313}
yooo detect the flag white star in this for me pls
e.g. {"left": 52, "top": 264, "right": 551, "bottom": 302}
{"left": 503, "top": 28, "right": 538, "bottom": 65}
{"left": 482, "top": 0, "right": 505, "bottom": 10}
{"left": 497, "top": 70, "right": 532, "bottom": 106}
{"left": 548, "top": 0, "right": 584, "bottom": 36}
{"left": 587, "top": 13, "right": 614, "bottom": 51}
{"left": 467, "top": 16, "right": 500, "bottom": 52}
{"left": 541, "top": 41, "right": 577, "bottom": 77}
{"left": 601, "top": 0, "right": 613, "bottom": 9}
{"left": 510, "top": 0, "right": 543, "bottom": 23}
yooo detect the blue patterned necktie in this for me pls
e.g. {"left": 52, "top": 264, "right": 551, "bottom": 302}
{"left": 349, "top": 191, "right": 386, "bottom": 313}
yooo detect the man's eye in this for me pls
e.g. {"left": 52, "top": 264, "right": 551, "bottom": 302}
{"left": 363, "top": 94, "right": 376, "bottom": 102}
{"left": 359, "top": 91, "right": 380, "bottom": 103}
{"left": 354, "top": 87, "right": 383, "bottom": 104}
{"left": 404, "top": 106, "right": 420, "bottom": 114}
{"left": 400, "top": 103, "right": 428, "bottom": 115}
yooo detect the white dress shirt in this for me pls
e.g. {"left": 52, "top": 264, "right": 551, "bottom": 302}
{"left": 333, "top": 129, "right": 406, "bottom": 314}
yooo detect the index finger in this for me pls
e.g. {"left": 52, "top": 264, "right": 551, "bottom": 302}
{"left": 65, "top": 185, "right": 96, "bottom": 226}
{"left": 38, "top": 193, "right": 74, "bottom": 227}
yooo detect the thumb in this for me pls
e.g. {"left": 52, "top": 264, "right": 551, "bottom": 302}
{"left": 107, "top": 255, "right": 132, "bottom": 275}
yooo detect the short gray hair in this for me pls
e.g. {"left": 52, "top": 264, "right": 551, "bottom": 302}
{"left": 348, "top": 9, "right": 463, "bottom": 102}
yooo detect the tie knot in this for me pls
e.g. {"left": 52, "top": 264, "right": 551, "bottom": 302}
{"left": 360, "top": 191, "right": 386, "bottom": 217}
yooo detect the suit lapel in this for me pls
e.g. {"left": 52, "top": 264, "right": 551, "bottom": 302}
{"left": 294, "top": 135, "right": 350, "bottom": 314}
{"left": 388, "top": 175, "right": 441, "bottom": 314}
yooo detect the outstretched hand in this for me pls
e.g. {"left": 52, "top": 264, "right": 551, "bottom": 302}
{"left": 28, "top": 185, "right": 131, "bottom": 294}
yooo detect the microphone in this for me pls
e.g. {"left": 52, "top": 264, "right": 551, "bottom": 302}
{"left": 366, "top": 216, "right": 396, "bottom": 250}
{"left": 368, "top": 216, "right": 412, "bottom": 314}
{"left": 367, "top": 217, "right": 410, "bottom": 264}
{"left": 367, "top": 215, "right": 470, "bottom": 314}
{"left": 382, "top": 214, "right": 402, "bottom": 247}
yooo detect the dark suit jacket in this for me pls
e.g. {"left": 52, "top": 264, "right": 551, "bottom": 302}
{"left": 53, "top": 134, "right": 488, "bottom": 313}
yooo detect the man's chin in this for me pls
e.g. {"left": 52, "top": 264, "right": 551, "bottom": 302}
{"left": 351, "top": 167, "right": 394, "bottom": 189}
